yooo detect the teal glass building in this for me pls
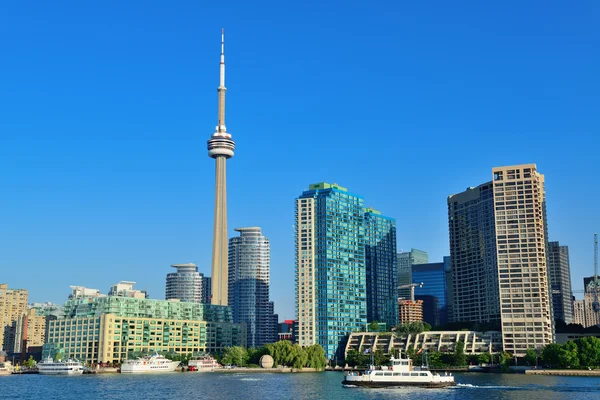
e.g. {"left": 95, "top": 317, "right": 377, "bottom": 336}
{"left": 364, "top": 208, "right": 398, "bottom": 327}
{"left": 295, "top": 183, "right": 367, "bottom": 360}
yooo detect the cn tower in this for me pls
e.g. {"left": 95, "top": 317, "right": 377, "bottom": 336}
{"left": 207, "top": 29, "right": 235, "bottom": 306}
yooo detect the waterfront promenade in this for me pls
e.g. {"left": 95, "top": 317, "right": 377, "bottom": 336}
{"left": 526, "top": 369, "right": 600, "bottom": 376}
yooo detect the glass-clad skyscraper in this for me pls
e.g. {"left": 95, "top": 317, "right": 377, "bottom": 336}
{"left": 165, "top": 264, "right": 204, "bottom": 303}
{"left": 295, "top": 183, "right": 367, "bottom": 360}
{"left": 364, "top": 208, "right": 398, "bottom": 327}
{"left": 228, "top": 227, "right": 276, "bottom": 347}
{"left": 398, "top": 249, "right": 428, "bottom": 300}
{"left": 547, "top": 242, "right": 573, "bottom": 324}
{"left": 413, "top": 256, "right": 450, "bottom": 327}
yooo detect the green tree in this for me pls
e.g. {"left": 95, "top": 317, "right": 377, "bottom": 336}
{"left": 524, "top": 348, "right": 538, "bottom": 366}
{"left": 452, "top": 341, "right": 467, "bottom": 366}
{"left": 24, "top": 356, "right": 36, "bottom": 368}
{"left": 562, "top": 340, "right": 580, "bottom": 368}
{"left": 576, "top": 336, "right": 600, "bottom": 367}
{"left": 304, "top": 344, "right": 327, "bottom": 369}
{"left": 221, "top": 346, "right": 248, "bottom": 366}
{"left": 427, "top": 351, "right": 445, "bottom": 368}
{"left": 541, "top": 343, "right": 564, "bottom": 368}
{"left": 373, "top": 349, "right": 390, "bottom": 366}
{"left": 289, "top": 344, "right": 308, "bottom": 369}
{"left": 266, "top": 340, "right": 295, "bottom": 367}
{"left": 368, "top": 321, "right": 380, "bottom": 332}
{"left": 477, "top": 353, "right": 491, "bottom": 365}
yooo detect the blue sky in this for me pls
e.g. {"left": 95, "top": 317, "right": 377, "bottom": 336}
{"left": 1, "top": 1, "right": 598, "bottom": 319}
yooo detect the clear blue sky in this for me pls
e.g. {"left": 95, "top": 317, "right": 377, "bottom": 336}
{"left": 1, "top": 1, "right": 598, "bottom": 319}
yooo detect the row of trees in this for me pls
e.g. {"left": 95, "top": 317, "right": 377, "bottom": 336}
{"left": 532, "top": 337, "right": 600, "bottom": 369}
{"left": 218, "top": 340, "right": 327, "bottom": 370}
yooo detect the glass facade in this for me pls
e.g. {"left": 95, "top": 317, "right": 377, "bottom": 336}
{"left": 364, "top": 208, "right": 398, "bottom": 327}
{"left": 547, "top": 242, "right": 573, "bottom": 324}
{"left": 397, "top": 249, "right": 428, "bottom": 300}
{"left": 295, "top": 183, "right": 367, "bottom": 360}
{"left": 448, "top": 182, "right": 501, "bottom": 323}
{"left": 165, "top": 264, "right": 204, "bottom": 303}
{"left": 228, "top": 227, "right": 276, "bottom": 348}
{"left": 413, "top": 257, "right": 450, "bottom": 327}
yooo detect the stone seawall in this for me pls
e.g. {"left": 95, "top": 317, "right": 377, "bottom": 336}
{"left": 526, "top": 369, "right": 600, "bottom": 376}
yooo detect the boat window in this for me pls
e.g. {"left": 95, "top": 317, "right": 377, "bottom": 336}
{"left": 411, "top": 373, "right": 418, "bottom": 376}
{"left": 420, "top": 373, "right": 428, "bottom": 376}
{"left": 393, "top": 373, "right": 400, "bottom": 376}
{"left": 402, "top": 373, "right": 409, "bottom": 376}
{"left": 384, "top": 372, "right": 392, "bottom": 376}
{"left": 375, "top": 372, "right": 383, "bottom": 376}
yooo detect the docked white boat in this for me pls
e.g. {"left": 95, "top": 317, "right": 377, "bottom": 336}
{"left": 37, "top": 357, "right": 84, "bottom": 375}
{"left": 0, "top": 361, "right": 13, "bottom": 376}
{"left": 188, "top": 354, "right": 220, "bottom": 371}
{"left": 343, "top": 355, "right": 456, "bottom": 388}
{"left": 120, "top": 354, "right": 180, "bottom": 374}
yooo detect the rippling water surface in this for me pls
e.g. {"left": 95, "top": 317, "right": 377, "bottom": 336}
{"left": 1, "top": 371, "right": 599, "bottom": 399}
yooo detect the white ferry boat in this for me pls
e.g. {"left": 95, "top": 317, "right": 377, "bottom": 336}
{"left": 37, "top": 357, "right": 84, "bottom": 375}
{"left": 343, "top": 355, "right": 456, "bottom": 388}
{"left": 188, "top": 354, "right": 220, "bottom": 371}
{"left": 120, "top": 354, "right": 180, "bottom": 374}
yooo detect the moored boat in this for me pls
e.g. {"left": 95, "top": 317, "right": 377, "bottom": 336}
{"left": 343, "top": 354, "right": 456, "bottom": 388}
{"left": 188, "top": 354, "right": 220, "bottom": 371}
{"left": 37, "top": 357, "right": 84, "bottom": 375}
{"left": 0, "top": 361, "right": 13, "bottom": 376}
{"left": 120, "top": 353, "right": 180, "bottom": 374}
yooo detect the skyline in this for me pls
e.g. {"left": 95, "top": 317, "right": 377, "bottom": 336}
{"left": 1, "top": 1, "right": 599, "bottom": 320}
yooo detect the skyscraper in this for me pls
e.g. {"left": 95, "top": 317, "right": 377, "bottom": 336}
{"left": 547, "top": 242, "right": 574, "bottom": 324}
{"left": 228, "top": 227, "right": 276, "bottom": 347}
{"left": 207, "top": 30, "right": 235, "bottom": 306}
{"left": 165, "top": 264, "right": 204, "bottom": 303}
{"left": 412, "top": 256, "right": 451, "bottom": 326}
{"left": 397, "top": 249, "right": 428, "bottom": 300}
{"left": 448, "top": 182, "right": 500, "bottom": 324}
{"left": 448, "top": 164, "right": 554, "bottom": 355}
{"left": 364, "top": 207, "right": 398, "bottom": 327}
{"left": 295, "top": 183, "right": 366, "bottom": 359}
{"left": 583, "top": 277, "right": 600, "bottom": 327}
{"left": 0, "top": 283, "right": 28, "bottom": 351}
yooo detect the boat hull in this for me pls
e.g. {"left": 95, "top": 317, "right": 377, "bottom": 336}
{"left": 342, "top": 379, "right": 456, "bottom": 388}
{"left": 120, "top": 361, "right": 180, "bottom": 374}
{"left": 38, "top": 369, "right": 84, "bottom": 375}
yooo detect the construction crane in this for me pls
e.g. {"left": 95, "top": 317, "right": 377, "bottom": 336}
{"left": 399, "top": 282, "right": 423, "bottom": 301}
{"left": 593, "top": 233, "right": 599, "bottom": 313}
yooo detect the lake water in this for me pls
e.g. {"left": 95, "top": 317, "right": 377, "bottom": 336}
{"left": 1, "top": 371, "right": 599, "bottom": 399}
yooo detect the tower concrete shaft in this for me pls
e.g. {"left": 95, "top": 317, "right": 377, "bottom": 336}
{"left": 207, "top": 29, "right": 235, "bottom": 306}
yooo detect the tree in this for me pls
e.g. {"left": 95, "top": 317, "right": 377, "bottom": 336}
{"left": 289, "top": 344, "right": 308, "bottom": 369}
{"left": 373, "top": 349, "right": 389, "bottom": 366}
{"left": 221, "top": 346, "right": 248, "bottom": 366}
{"left": 541, "top": 343, "right": 564, "bottom": 368}
{"left": 576, "top": 336, "right": 600, "bottom": 367}
{"left": 368, "top": 321, "right": 380, "bottom": 332}
{"left": 304, "top": 344, "right": 327, "bottom": 369}
{"left": 562, "top": 340, "right": 580, "bottom": 368}
{"left": 452, "top": 341, "right": 466, "bottom": 366}
{"left": 524, "top": 348, "right": 538, "bottom": 366}
{"left": 24, "top": 356, "right": 36, "bottom": 368}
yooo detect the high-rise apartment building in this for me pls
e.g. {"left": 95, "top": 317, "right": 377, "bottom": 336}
{"left": 398, "top": 299, "right": 423, "bottom": 323}
{"left": 228, "top": 227, "right": 276, "bottom": 347}
{"left": 110, "top": 281, "right": 147, "bottom": 299}
{"left": 398, "top": 249, "right": 428, "bottom": 300}
{"left": 295, "top": 182, "right": 367, "bottom": 359}
{"left": 413, "top": 257, "right": 451, "bottom": 327}
{"left": 44, "top": 284, "right": 246, "bottom": 363}
{"left": 547, "top": 242, "right": 574, "bottom": 324}
{"left": 448, "top": 182, "right": 500, "bottom": 324}
{"left": 573, "top": 299, "right": 586, "bottom": 326}
{"left": 364, "top": 208, "right": 398, "bottom": 327}
{"left": 166, "top": 264, "right": 204, "bottom": 303}
{"left": 492, "top": 165, "right": 553, "bottom": 354}
{"left": 202, "top": 276, "right": 212, "bottom": 304}
{"left": 0, "top": 284, "right": 28, "bottom": 351}
{"left": 449, "top": 164, "right": 553, "bottom": 356}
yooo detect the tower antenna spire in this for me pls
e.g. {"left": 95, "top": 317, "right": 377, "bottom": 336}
{"left": 216, "top": 28, "right": 227, "bottom": 133}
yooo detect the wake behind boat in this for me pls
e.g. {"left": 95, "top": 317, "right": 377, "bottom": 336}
{"left": 343, "top": 354, "right": 455, "bottom": 388}
{"left": 120, "top": 353, "right": 180, "bottom": 374}
{"left": 37, "top": 357, "right": 84, "bottom": 375}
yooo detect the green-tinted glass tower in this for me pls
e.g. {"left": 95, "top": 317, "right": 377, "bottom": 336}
{"left": 295, "top": 183, "right": 366, "bottom": 360}
{"left": 364, "top": 208, "right": 398, "bottom": 327}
